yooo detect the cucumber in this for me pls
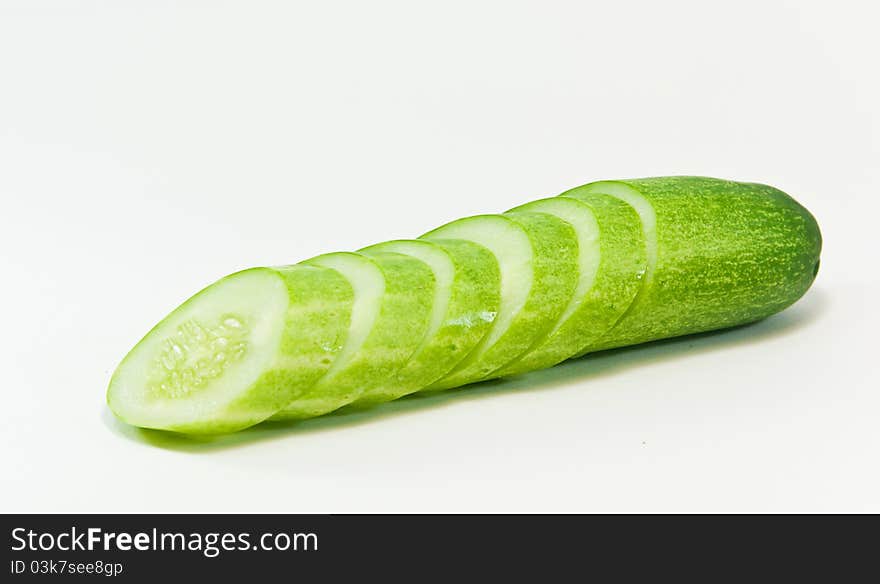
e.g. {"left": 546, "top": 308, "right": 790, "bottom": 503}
{"left": 564, "top": 176, "right": 821, "bottom": 351}
{"left": 421, "top": 212, "right": 579, "bottom": 388}
{"left": 351, "top": 239, "right": 500, "bottom": 405}
{"left": 108, "top": 176, "right": 822, "bottom": 435}
{"left": 107, "top": 265, "right": 353, "bottom": 433}
{"left": 270, "top": 251, "right": 434, "bottom": 420}
{"left": 495, "top": 194, "right": 646, "bottom": 376}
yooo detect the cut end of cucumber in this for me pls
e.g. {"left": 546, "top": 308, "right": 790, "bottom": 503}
{"left": 145, "top": 313, "right": 250, "bottom": 400}
{"left": 107, "top": 268, "right": 289, "bottom": 433}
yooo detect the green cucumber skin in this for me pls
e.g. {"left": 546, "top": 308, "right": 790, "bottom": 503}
{"left": 424, "top": 212, "right": 579, "bottom": 389}
{"left": 497, "top": 194, "right": 647, "bottom": 377}
{"left": 109, "top": 176, "right": 823, "bottom": 434}
{"left": 353, "top": 239, "right": 501, "bottom": 406}
{"left": 270, "top": 251, "right": 434, "bottom": 420}
{"left": 569, "top": 176, "right": 822, "bottom": 352}
{"left": 109, "top": 265, "right": 354, "bottom": 434}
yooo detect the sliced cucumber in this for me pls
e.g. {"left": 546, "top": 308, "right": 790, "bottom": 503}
{"left": 107, "top": 266, "right": 353, "bottom": 434}
{"left": 352, "top": 239, "right": 501, "bottom": 405}
{"left": 107, "top": 176, "right": 822, "bottom": 435}
{"left": 422, "top": 212, "right": 578, "bottom": 388}
{"left": 568, "top": 176, "right": 821, "bottom": 350}
{"left": 270, "top": 251, "right": 434, "bottom": 420}
{"left": 495, "top": 194, "right": 646, "bottom": 376}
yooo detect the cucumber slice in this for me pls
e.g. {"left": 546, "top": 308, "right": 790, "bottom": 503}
{"left": 352, "top": 239, "right": 501, "bottom": 405}
{"left": 561, "top": 181, "right": 656, "bottom": 354}
{"left": 107, "top": 266, "right": 353, "bottom": 434}
{"left": 495, "top": 194, "right": 646, "bottom": 376}
{"left": 422, "top": 212, "right": 578, "bottom": 388}
{"left": 560, "top": 190, "right": 649, "bottom": 358}
{"left": 270, "top": 251, "right": 434, "bottom": 420}
{"left": 569, "top": 176, "right": 821, "bottom": 350}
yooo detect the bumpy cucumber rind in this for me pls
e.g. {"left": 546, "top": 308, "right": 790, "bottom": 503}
{"left": 569, "top": 177, "right": 822, "bottom": 352}
{"left": 108, "top": 176, "right": 822, "bottom": 434}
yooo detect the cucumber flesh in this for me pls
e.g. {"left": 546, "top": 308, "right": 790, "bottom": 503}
{"left": 353, "top": 239, "right": 500, "bottom": 405}
{"left": 107, "top": 266, "right": 353, "bottom": 434}
{"left": 422, "top": 212, "right": 578, "bottom": 388}
{"left": 496, "top": 195, "right": 646, "bottom": 376}
{"left": 271, "top": 251, "right": 434, "bottom": 420}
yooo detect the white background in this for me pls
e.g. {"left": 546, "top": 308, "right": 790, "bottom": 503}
{"left": 1, "top": 1, "right": 878, "bottom": 513}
